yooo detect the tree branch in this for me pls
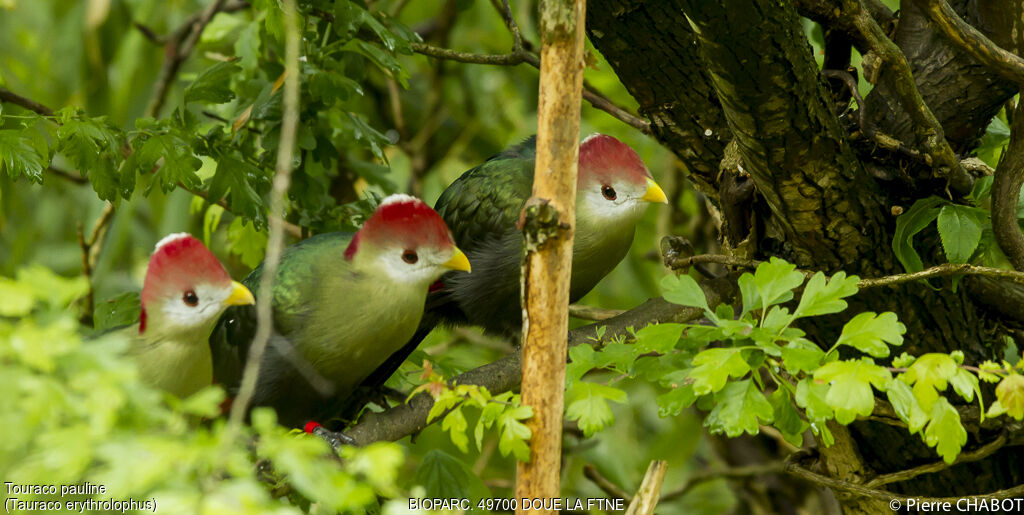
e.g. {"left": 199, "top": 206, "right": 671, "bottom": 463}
{"left": 991, "top": 99, "right": 1024, "bottom": 270}
{"left": 583, "top": 464, "right": 630, "bottom": 501}
{"left": 625, "top": 460, "right": 668, "bottom": 515}
{"left": 76, "top": 203, "right": 117, "bottom": 327}
{"left": 0, "top": 86, "right": 55, "bottom": 116}
{"left": 145, "top": 0, "right": 232, "bottom": 117}
{"left": 914, "top": 0, "right": 1024, "bottom": 85}
{"left": 863, "top": 432, "right": 1009, "bottom": 489}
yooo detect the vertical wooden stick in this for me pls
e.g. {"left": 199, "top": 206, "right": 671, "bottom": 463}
{"left": 515, "top": 0, "right": 586, "bottom": 512}
{"left": 625, "top": 460, "right": 669, "bottom": 515}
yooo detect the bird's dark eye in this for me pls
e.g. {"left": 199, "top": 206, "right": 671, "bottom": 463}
{"left": 602, "top": 185, "right": 617, "bottom": 200}
{"left": 183, "top": 290, "right": 199, "bottom": 307}
{"left": 402, "top": 250, "right": 419, "bottom": 264}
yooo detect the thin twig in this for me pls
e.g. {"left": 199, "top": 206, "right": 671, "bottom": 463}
{"left": 915, "top": 0, "right": 1024, "bottom": 85}
{"left": 410, "top": 41, "right": 649, "bottom": 133}
{"left": 0, "top": 86, "right": 55, "bottom": 116}
{"left": 863, "top": 432, "right": 1008, "bottom": 488}
{"left": 76, "top": 203, "right": 117, "bottom": 326}
{"left": 785, "top": 451, "right": 1024, "bottom": 503}
{"left": 177, "top": 181, "right": 302, "bottom": 238}
{"left": 625, "top": 460, "right": 669, "bottom": 515}
{"left": 665, "top": 254, "right": 1024, "bottom": 288}
{"left": 583, "top": 464, "right": 631, "bottom": 501}
{"left": 227, "top": 0, "right": 301, "bottom": 426}
{"left": 569, "top": 304, "right": 625, "bottom": 321}
{"left": 660, "top": 462, "right": 786, "bottom": 502}
{"left": 145, "top": 0, "right": 230, "bottom": 117}
{"left": 844, "top": 0, "right": 972, "bottom": 195}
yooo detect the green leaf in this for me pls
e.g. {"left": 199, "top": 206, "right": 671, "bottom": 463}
{"left": 208, "top": 155, "right": 268, "bottom": 226}
{"left": 977, "top": 115, "right": 1010, "bottom": 167}
{"left": 780, "top": 338, "right": 826, "bottom": 374}
{"left": 415, "top": 450, "right": 489, "bottom": 502}
{"left": 235, "top": 22, "right": 261, "bottom": 72}
{"left": 227, "top": 217, "right": 268, "bottom": 268}
{"left": 885, "top": 378, "right": 929, "bottom": 434}
{"left": 949, "top": 368, "right": 980, "bottom": 404}
{"left": 794, "top": 271, "right": 859, "bottom": 318}
{"left": 135, "top": 134, "right": 203, "bottom": 193}
{"left": 937, "top": 205, "right": 984, "bottom": 264}
{"left": 657, "top": 383, "right": 698, "bottom": 417}
{"left": 660, "top": 274, "right": 711, "bottom": 317}
{"left": 633, "top": 323, "right": 684, "bottom": 355}
{"left": 769, "top": 388, "right": 808, "bottom": 447}
{"left": 441, "top": 407, "right": 469, "bottom": 452}
{"left": 178, "top": 386, "right": 226, "bottom": 417}
{"left": 901, "top": 353, "right": 958, "bottom": 412}
{"left": 834, "top": 312, "right": 905, "bottom": 357}
{"left": 185, "top": 61, "right": 241, "bottom": 104}
{"left": 689, "top": 348, "right": 750, "bottom": 395}
{"left": 967, "top": 175, "right": 993, "bottom": 204}
{"left": 498, "top": 405, "right": 532, "bottom": 462}
{"left": 93, "top": 292, "right": 141, "bottom": 331}
{"left": 795, "top": 378, "right": 834, "bottom": 422}
{"left": 704, "top": 379, "right": 774, "bottom": 437}
{"left": 892, "top": 196, "right": 945, "bottom": 273}
{"left": 814, "top": 358, "right": 891, "bottom": 424}
{"left": 565, "top": 382, "right": 627, "bottom": 437}
{"left": 923, "top": 397, "right": 967, "bottom": 464}
{"left": 0, "top": 129, "right": 45, "bottom": 182}
{"left": 737, "top": 272, "right": 760, "bottom": 318}
{"left": 995, "top": 373, "right": 1024, "bottom": 420}
{"left": 752, "top": 258, "right": 805, "bottom": 313}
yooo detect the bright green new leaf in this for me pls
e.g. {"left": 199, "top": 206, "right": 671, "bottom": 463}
{"left": 901, "top": 353, "right": 958, "bottom": 412}
{"left": 178, "top": 387, "right": 227, "bottom": 418}
{"left": 633, "top": 323, "right": 684, "bottom": 355}
{"left": 737, "top": 272, "right": 760, "bottom": 318}
{"left": 814, "top": 358, "right": 891, "bottom": 424}
{"left": 995, "top": 373, "right": 1024, "bottom": 420}
{"left": 660, "top": 273, "right": 712, "bottom": 318}
{"left": 0, "top": 277, "right": 37, "bottom": 317}
{"left": 892, "top": 196, "right": 945, "bottom": 273}
{"left": 834, "top": 311, "right": 905, "bottom": 357}
{"left": 227, "top": 218, "right": 268, "bottom": 269}
{"left": 184, "top": 61, "right": 242, "bottom": 105}
{"left": 498, "top": 406, "right": 532, "bottom": 462}
{"left": 441, "top": 408, "right": 469, "bottom": 453}
{"left": 565, "top": 382, "right": 627, "bottom": 437}
{"left": 689, "top": 348, "right": 751, "bottom": 395}
{"left": 885, "top": 378, "right": 929, "bottom": 434}
{"left": 704, "top": 379, "right": 774, "bottom": 437}
{"left": 937, "top": 205, "right": 984, "bottom": 264}
{"left": 794, "top": 271, "right": 859, "bottom": 318}
{"left": 752, "top": 258, "right": 805, "bottom": 314}
{"left": 949, "top": 368, "right": 980, "bottom": 404}
{"left": 923, "top": 397, "right": 967, "bottom": 464}
{"left": 780, "top": 339, "right": 826, "bottom": 374}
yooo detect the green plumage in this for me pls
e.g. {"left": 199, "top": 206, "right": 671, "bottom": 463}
{"left": 430, "top": 136, "right": 637, "bottom": 335}
{"left": 210, "top": 232, "right": 428, "bottom": 427}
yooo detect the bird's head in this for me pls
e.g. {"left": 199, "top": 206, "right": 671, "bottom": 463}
{"left": 140, "top": 233, "right": 254, "bottom": 338}
{"left": 577, "top": 133, "right": 668, "bottom": 225}
{"left": 345, "top": 194, "right": 470, "bottom": 286}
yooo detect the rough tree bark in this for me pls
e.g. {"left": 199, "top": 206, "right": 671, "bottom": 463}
{"left": 587, "top": 0, "right": 1024, "bottom": 510}
{"left": 514, "top": 0, "right": 586, "bottom": 510}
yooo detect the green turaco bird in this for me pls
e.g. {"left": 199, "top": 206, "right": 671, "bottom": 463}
{"left": 358, "top": 133, "right": 667, "bottom": 395}
{"left": 124, "top": 233, "right": 255, "bottom": 398}
{"left": 432, "top": 133, "right": 667, "bottom": 334}
{"left": 209, "top": 194, "right": 470, "bottom": 428}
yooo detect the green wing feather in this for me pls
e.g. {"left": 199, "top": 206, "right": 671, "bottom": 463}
{"left": 435, "top": 137, "right": 536, "bottom": 249}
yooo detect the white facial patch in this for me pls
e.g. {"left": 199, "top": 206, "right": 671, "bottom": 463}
{"left": 158, "top": 282, "right": 232, "bottom": 331}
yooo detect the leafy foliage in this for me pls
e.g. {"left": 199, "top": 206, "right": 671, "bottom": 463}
{"left": 567, "top": 259, "right": 1024, "bottom": 465}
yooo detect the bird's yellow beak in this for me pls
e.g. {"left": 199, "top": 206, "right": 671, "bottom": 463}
{"left": 640, "top": 177, "right": 669, "bottom": 204}
{"left": 443, "top": 247, "right": 472, "bottom": 272}
{"left": 225, "top": 281, "right": 256, "bottom": 306}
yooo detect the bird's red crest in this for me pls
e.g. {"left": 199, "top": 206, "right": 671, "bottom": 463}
{"left": 140, "top": 234, "right": 231, "bottom": 331}
{"left": 578, "top": 133, "right": 651, "bottom": 185}
{"left": 345, "top": 195, "right": 454, "bottom": 260}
